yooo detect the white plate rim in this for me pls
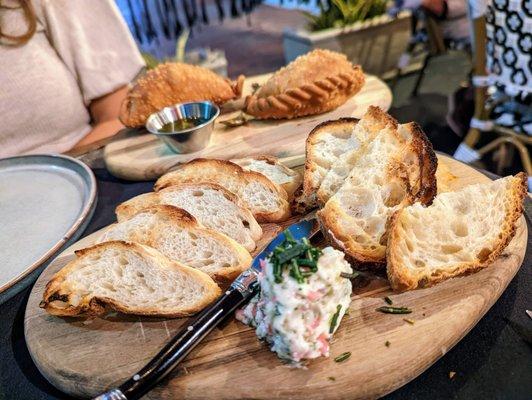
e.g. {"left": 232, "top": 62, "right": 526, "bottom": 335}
{"left": 0, "top": 153, "right": 97, "bottom": 297}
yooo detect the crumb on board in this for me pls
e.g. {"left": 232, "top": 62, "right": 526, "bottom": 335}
{"left": 449, "top": 371, "right": 456, "bottom": 379}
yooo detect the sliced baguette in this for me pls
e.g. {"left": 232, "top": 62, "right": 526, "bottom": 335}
{"left": 317, "top": 107, "right": 399, "bottom": 204}
{"left": 294, "top": 117, "right": 360, "bottom": 212}
{"left": 318, "top": 120, "right": 437, "bottom": 265}
{"left": 115, "top": 183, "right": 262, "bottom": 252}
{"left": 154, "top": 158, "right": 290, "bottom": 223}
{"left": 232, "top": 155, "right": 302, "bottom": 199}
{"left": 387, "top": 173, "right": 526, "bottom": 291}
{"left": 40, "top": 241, "right": 221, "bottom": 317}
{"left": 99, "top": 205, "right": 252, "bottom": 282}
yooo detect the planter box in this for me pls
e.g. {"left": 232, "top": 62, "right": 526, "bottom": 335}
{"left": 283, "top": 11, "right": 412, "bottom": 77}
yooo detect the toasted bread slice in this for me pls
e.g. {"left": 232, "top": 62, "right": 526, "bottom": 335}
{"left": 40, "top": 241, "right": 221, "bottom": 317}
{"left": 294, "top": 117, "right": 361, "bottom": 212}
{"left": 318, "top": 121, "right": 437, "bottom": 265}
{"left": 232, "top": 155, "right": 302, "bottom": 199}
{"left": 99, "top": 205, "right": 252, "bottom": 283}
{"left": 154, "top": 158, "right": 290, "bottom": 223}
{"left": 317, "top": 107, "right": 399, "bottom": 204}
{"left": 387, "top": 173, "right": 526, "bottom": 291}
{"left": 115, "top": 183, "right": 262, "bottom": 252}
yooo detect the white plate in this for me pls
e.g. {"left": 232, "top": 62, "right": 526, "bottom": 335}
{"left": 0, "top": 154, "right": 96, "bottom": 303}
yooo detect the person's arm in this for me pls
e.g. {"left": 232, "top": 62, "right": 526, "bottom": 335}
{"left": 71, "top": 85, "right": 128, "bottom": 150}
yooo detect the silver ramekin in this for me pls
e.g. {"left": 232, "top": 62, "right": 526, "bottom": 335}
{"left": 145, "top": 101, "right": 220, "bottom": 153}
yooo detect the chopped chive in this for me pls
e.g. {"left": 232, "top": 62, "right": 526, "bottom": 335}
{"left": 340, "top": 271, "right": 360, "bottom": 279}
{"left": 290, "top": 259, "right": 304, "bottom": 283}
{"left": 334, "top": 352, "right": 351, "bottom": 363}
{"left": 273, "top": 262, "right": 282, "bottom": 283}
{"left": 297, "top": 259, "right": 318, "bottom": 268}
{"left": 276, "top": 244, "right": 307, "bottom": 264}
{"left": 329, "top": 304, "right": 342, "bottom": 333}
{"left": 403, "top": 318, "right": 415, "bottom": 325}
{"left": 385, "top": 340, "right": 390, "bottom": 347}
{"left": 376, "top": 306, "right": 412, "bottom": 314}
{"left": 283, "top": 229, "right": 295, "bottom": 243}
{"left": 384, "top": 296, "right": 393, "bottom": 305}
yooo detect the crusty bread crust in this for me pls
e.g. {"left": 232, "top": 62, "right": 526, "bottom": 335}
{"left": 40, "top": 241, "right": 221, "bottom": 317}
{"left": 102, "top": 205, "right": 252, "bottom": 283}
{"left": 317, "top": 113, "right": 438, "bottom": 266}
{"left": 386, "top": 173, "right": 527, "bottom": 291}
{"left": 244, "top": 50, "right": 365, "bottom": 119}
{"left": 403, "top": 122, "right": 438, "bottom": 205}
{"left": 154, "top": 158, "right": 291, "bottom": 223}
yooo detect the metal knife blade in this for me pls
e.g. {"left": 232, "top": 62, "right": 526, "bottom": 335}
{"left": 230, "top": 217, "right": 318, "bottom": 297}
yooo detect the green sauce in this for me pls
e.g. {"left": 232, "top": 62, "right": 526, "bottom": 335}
{"left": 159, "top": 118, "right": 204, "bottom": 133}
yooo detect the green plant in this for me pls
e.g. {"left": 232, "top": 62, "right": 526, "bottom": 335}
{"left": 141, "top": 29, "right": 190, "bottom": 69}
{"left": 303, "top": 0, "right": 388, "bottom": 31}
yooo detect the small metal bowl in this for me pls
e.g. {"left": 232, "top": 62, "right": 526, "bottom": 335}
{"left": 146, "top": 101, "right": 220, "bottom": 153}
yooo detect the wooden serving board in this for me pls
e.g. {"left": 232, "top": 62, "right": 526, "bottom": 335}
{"left": 25, "top": 156, "right": 527, "bottom": 400}
{"left": 103, "top": 74, "right": 392, "bottom": 181}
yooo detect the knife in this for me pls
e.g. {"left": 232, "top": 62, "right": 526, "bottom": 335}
{"left": 93, "top": 218, "right": 317, "bottom": 400}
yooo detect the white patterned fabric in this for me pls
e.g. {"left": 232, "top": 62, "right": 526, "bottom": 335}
{"left": 486, "top": 0, "right": 532, "bottom": 102}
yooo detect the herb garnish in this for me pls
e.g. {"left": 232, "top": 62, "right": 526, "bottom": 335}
{"left": 270, "top": 230, "right": 321, "bottom": 283}
{"left": 329, "top": 305, "right": 342, "bottom": 333}
{"left": 340, "top": 271, "right": 360, "bottom": 279}
{"left": 376, "top": 306, "right": 412, "bottom": 314}
{"left": 334, "top": 352, "right": 351, "bottom": 362}
{"left": 384, "top": 296, "right": 393, "bottom": 305}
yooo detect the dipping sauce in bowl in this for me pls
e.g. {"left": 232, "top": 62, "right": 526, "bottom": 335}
{"left": 146, "top": 101, "right": 220, "bottom": 153}
{"left": 158, "top": 117, "right": 205, "bottom": 133}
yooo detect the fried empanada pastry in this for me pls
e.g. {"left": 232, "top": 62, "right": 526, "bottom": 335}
{"left": 244, "top": 49, "right": 365, "bottom": 120}
{"left": 120, "top": 63, "right": 245, "bottom": 127}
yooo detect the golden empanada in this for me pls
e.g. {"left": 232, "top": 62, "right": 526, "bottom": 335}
{"left": 120, "top": 63, "right": 244, "bottom": 128}
{"left": 244, "top": 49, "right": 364, "bottom": 119}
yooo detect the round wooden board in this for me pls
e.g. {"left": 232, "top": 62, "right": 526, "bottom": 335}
{"left": 25, "top": 156, "right": 527, "bottom": 400}
{"left": 103, "top": 74, "right": 392, "bottom": 181}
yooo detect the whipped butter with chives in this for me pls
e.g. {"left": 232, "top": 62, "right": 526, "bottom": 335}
{"left": 236, "top": 234, "right": 352, "bottom": 365}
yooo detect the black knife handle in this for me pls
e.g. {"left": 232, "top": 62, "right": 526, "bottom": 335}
{"left": 93, "top": 288, "right": 249, "bottom": 400}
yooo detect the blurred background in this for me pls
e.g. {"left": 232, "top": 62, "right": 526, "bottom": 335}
{"left": 113, "top": 0, "right": 529, "bottom": 180}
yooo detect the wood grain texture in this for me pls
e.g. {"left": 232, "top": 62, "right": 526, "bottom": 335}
{"left": 103, "top": 74, "right": 392, "bottom": 181}
{"left": 24, "top": 156, "right": 527, "bottom": 400}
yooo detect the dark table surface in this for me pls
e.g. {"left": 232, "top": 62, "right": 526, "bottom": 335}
{"left": 1, "top": 167, "right": 531, "bottom": 400}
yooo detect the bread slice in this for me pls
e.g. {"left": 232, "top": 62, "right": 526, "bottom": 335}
{"left": 232, "top": 155, "right": 302, "bottom": 199}
{"left": 317, "top": 107, "right": 399, "bottom": 204}
{"left": 387, "top": 173, "right": 526, "bottom": 291}
{"left": 99, "top": 205, "right": 252, "bottom": 283}
{"left": 115, "top": 183, "right": 262, "bottom": 252}
{"left": 318, "top": 121, "right": 437, "bottom": 265}
{"left": 294, "top": 117, "right": 360, "bottom": 212}
{"left": 154, "top": 158, "right": 290, "bottom": 223}
{"left": 40, "top": 241, "right": 221, "bottom": 317}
